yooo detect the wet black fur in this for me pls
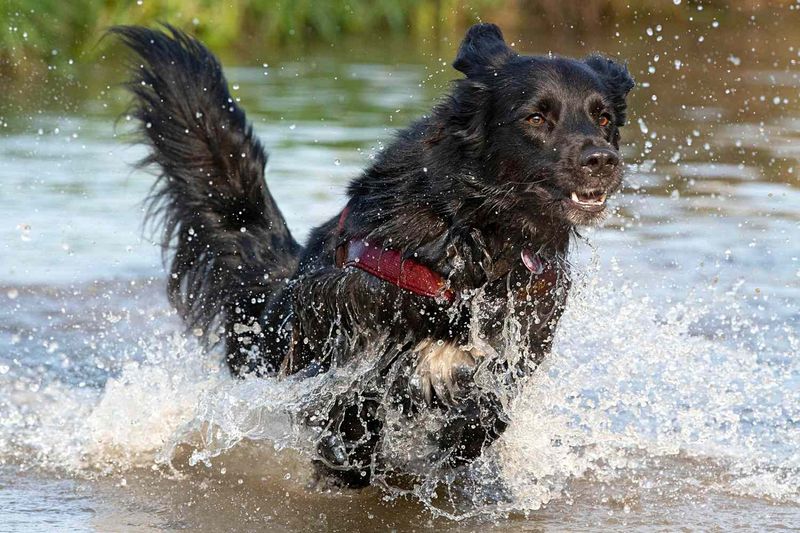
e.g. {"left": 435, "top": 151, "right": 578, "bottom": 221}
{"left": 112, "top": 23, "right": 633, "bottom": 486}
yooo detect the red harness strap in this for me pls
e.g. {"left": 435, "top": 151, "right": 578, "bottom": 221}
{"left": 334, "top": 205, "right": 557, "bottom": 303}
{"left": 335, "top": 206, "right": 455, "bottom": 302}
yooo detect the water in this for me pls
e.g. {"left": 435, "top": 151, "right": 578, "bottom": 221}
{"left": 1, "top": 13, "right": 799, "bottom": 531}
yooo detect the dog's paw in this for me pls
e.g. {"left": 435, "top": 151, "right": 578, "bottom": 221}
{"left": 411, "top": 339, "right": 481, "bottom": 406}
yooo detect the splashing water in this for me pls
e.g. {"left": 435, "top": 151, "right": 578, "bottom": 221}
{"left": 2, "top": 254, "right": 796, "bottom": 520}
{"left": 500, "top": 260, "right": 800, "bottom": 512}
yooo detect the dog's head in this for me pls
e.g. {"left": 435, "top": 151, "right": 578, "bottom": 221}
{"left": 443, "top": 23, "right": 634, "bottom": 227}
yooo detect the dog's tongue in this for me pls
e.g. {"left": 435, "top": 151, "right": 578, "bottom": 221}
{"left": 521, "top": 248, "right": 544, "bottom": 274}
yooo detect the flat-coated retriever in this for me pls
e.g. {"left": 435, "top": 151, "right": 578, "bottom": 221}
{"left": 111, "top": 23, "right": 633, "bottom": 486}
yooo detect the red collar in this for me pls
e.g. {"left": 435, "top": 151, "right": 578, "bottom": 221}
{"left": 334, "top": 205, "right": 556, "bottom": 303}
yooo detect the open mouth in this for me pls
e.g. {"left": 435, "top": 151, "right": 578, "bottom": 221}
{"left": 569, "top": 189, "right": 607, "bottom": 211}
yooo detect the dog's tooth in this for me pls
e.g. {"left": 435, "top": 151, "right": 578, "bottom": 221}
{"left": 571, "top": 192, "right": 580, "bottom": 202}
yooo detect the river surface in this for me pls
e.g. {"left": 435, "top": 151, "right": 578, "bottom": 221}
{"left": 1, "top": 9, "right": 799, "bottom": 532}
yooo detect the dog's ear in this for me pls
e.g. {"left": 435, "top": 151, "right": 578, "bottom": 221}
{"left": 453, "top": 23, "right": 517, "bottom": 78}
{"left": 585, "top": 55, "right": 635, "bottom": 126}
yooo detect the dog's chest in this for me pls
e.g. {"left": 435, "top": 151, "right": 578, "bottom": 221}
{"left": 467, "top": 261, "right": 569, "bottom": 350}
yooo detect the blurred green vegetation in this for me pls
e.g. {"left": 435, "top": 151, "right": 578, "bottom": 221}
{"left": 1, "top": 0, "right": 488, "bottom": 69}
{"left": 0, "top": 0, "right": 795, "bottom": 73}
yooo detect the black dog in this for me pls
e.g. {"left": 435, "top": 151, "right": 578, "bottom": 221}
{"left": 112, "top": 23, "right": 633, "bottom": 486}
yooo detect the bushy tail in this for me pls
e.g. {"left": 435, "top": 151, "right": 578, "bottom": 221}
{"left": 111, "top": 25, "right": 300, "bottom": 362}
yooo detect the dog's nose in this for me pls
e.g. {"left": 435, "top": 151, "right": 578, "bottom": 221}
{"left": 580, "top": 148, "right": 619, "bottom": 174}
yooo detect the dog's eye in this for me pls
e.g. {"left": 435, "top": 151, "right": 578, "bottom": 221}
{"left": 526, "top": 113, "right": 546, "bottom": 126}
{"left": 598, "top": 114, "right": 611, "bottom": 127}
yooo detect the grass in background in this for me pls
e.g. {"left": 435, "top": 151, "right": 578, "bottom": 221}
{"left": 1, "top": 0, "right": 795, "bottom": 74}
{"left": 1, "top": 0, "right": 493, "bottom": 70}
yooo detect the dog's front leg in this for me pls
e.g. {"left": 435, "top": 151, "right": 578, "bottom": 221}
{"left": 513, "top": 268, "right": 570, "bottom": 374}
{"left": 473, "top": 265, "right": 570, "bottom": 379}
{"left": 285, "top": 266, "right": 467, "bottom": 482}
{"left": 411, "top": 339, "right": 511, "bottom": 466}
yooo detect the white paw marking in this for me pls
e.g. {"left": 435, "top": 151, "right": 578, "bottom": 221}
{"left": 413, "top": 339, "right": 481, "bottom": 405}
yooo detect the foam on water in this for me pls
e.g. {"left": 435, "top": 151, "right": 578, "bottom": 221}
{"left": 1, "top": 258, "right": 797, "bottom": 518}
